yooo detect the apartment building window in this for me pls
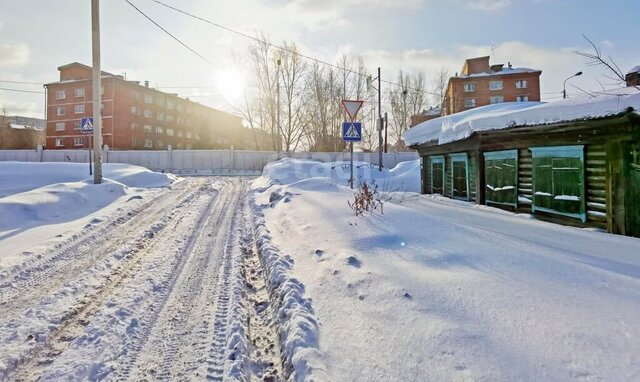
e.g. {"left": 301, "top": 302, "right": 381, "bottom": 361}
{"left": 156, "top": 126, "right": 164, "bottom": 134}
{"left": 156, "top": 97, "right": 165, "bottom": 107}
{"left": 157, "top": 112, "right": 165, "bottom": 121}
{"left": 74, "top": 104, "right": 85, "bottom": 114}
{"left": 166, "top": 114, "right": 174, "bottom": 122}
{"left": 490, "top": 96, "right": 504, "bottom": 104}
{"left": 131, "top": 105, "right": 138, "bottom": 115}
{"left": 516, "top": 80, "right": 528, "bottom": 89}
{"left": 74, "top": 121, "right": 82, "bottom": 130}
{"left": 144, "top": 94, "right": 153, "bottom": 104}
{"left": 56, "top": 90, "right": 66, "bottom": 99}
{"left": 177, "top": 130, "right": 183, "bottom": 137}
{"left": 56, "top": 106, "right": 65, "bottom": 116}
{"left": 56, "top": 122, "right": 65, "bottom": 131}
{"left": 74, "top": 137, "right": 84, "bottom": 147}
{"left": 144, "top": 139, "right": 153, "bottom": 148}
{"left": 463, "top": 99, "right": 476, "bottom": 108}
{"left": 167, "top": 100, "right": 174, "bottom": 109}
{"left": 167, "top": 128, "right": 174, "bottom": 136}
{"left": 131, "top": 90, "right": 141, "bottom": 101}
{"left": 143, "top": 124, "right": 152, "bottom": 133}
{"left": 75, "top": 88, "right": 85, "bottom": 97}
{"left": 463, "top": 83, "right": 476, "bottom": 92}
{"left": 55, "top": 138, "right": 64, "bottom": 147}
{"left": 489, "top": 80, "right": 503, "bottom": 90}
{"left": 516, "top": 96, "right": 529, "bottom": 102}
{"left": 144, "top": 109, "right": 153, "bottom": 118}
{"left": 186, "top": 131, "right": 192, "bottom": 139}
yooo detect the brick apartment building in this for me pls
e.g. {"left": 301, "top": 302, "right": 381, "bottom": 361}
{"left": 444, "top": 56, "right": 542, "bottom": 115}
{"left": 44, "top": 62, "right": 264, "bottom": 150}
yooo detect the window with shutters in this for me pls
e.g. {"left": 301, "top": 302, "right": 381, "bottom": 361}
{"left": 484, "top": 150, "right": 518, "bottom": 206}
{"left": 531, "top": 146, "right": 585, "bottom": 221}
{"left": 430, "top": 156, "right": 445, "bottom": 195}
{"left": 450, "top": 153, "right": 469, "bottom": 200}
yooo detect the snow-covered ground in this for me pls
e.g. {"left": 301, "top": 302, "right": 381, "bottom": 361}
{"left": 252, "top": 158, "right": 640, "bottom": 381}
{"left": 0, "top": 162, "right": 176, "bottom": 267}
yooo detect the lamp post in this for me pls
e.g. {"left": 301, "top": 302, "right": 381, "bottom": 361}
{"left": 563, "top": 71, "right": 583, "bottom": 99}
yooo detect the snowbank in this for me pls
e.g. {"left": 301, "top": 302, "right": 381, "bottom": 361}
{"left": 0, "top": 162, "right": 177, "bottom": 267}
{"left": 259, "top": 158, "right": 420, "bottom": 193}
{"left": 253, "top": 158, "right": 640, "bottom": 381}
{"left": 403, "top": 87, "right": 640, "bottom": 146}
{"left": 0, "top": 162, "right": 176, "bottom": 197}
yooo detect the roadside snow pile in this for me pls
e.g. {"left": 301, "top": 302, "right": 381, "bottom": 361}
{"left": 403, "top": 87, "right": 640, "bottom": 146}
{"left": 0, "top": 162, "right": 177, "bottom": 266}
{"left": 253, "top": 158, "right": 640, "bottom": 381}
{"left": 0, "top": 162, "right": 176, "bottom": 197}
{"left": 259, "top": 158, "right": 420, "bottom": 193}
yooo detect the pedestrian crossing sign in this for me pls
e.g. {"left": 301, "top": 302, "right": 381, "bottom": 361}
{"left": 342, "top": 122, "right": 362, "bottom": 142}
{"left": 81, "top": 117, "right": 94, "bottom": 133}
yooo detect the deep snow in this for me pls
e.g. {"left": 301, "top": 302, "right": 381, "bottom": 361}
{"left": 253, "top": 158, "right": 640, "bottom": 381}
{"left": 0, "top": 162, "right": 177, "bottom": 267}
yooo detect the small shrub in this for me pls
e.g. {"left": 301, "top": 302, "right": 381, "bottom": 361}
{"left": 347, "top": 179, "right": 384, "bottom": 216}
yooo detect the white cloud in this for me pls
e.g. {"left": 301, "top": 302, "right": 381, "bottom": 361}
{"left": 464, "top": 0, "right": 512, "bottom": 11}
{"left": 0, "top": 42, "right": 30, "bottom": 68}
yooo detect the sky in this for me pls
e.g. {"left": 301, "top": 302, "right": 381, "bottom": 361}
{"left": 0, "top": 0, "right": 638, "bottom": 119}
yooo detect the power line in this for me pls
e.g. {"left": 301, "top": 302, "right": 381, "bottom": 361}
{"left": 123, "top": 0, "right": 216, "bottom": 67}
{"left": 149, "top": 0, "right": 438, "bottom": 97}
{"left": 0, "top": 80, "right": 44, "bottom": 86}
{"left": 0, "top": 87, "right": 44, "bottom": 94}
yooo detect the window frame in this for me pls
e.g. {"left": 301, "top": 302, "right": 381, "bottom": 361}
{"left": 55, "top": 138, "right": 64, "bottom": 147}
{"left": 55, "top": 90, "right": 66, "bottom": 100}
{"left": 483, "top": 150, "right": 518, "bottom": 207}
{"left": 463, "top": 98, "right": 476, "bottom": 108}
{"left": 449, "top": 153, "right": 470, "bottom": 201}
{"left": 515, "top": 80, "right": 528, "bottom": 89}
{"left": 55, "top": 122, "right": 65, "bottom": 131}
{"left": 463, "top": 83, "right": 476, "bottom": 92}
{"left": 73, "top": 137, "right": 84, "bottom": 147}
{"left": 74, "top": 104, "right": 85, "bottom": 114}
{"left": 74, "top": 88, "right": 85, "bottom": 97}
{"left": 489, "top": 80, "right": 503, "bottom": 90}
{"left": 490, "top": 96, "right": 504, "bottom": 104}
{"left": 430, "top": 155, "right": 445, "bottom": 195}
{"left": 530, "top": 145, "right": 586, "bottom": 222}
{"left": 56, "top": 106, "right": 65, "bottom": 116}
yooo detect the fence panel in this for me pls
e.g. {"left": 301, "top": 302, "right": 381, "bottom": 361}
{"left": 1, "top": 149, "right": 418, "bottom": 173}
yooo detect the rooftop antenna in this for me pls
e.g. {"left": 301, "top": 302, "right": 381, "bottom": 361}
{"left": 490, "top": 43, "right": 497, "bottom": 62}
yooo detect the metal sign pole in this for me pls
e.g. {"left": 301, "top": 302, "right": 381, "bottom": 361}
{"left": 350, "top": 141, "right": 354, "bottom": 189}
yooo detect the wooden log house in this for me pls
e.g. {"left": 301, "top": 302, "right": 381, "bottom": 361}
{"left": 405, "top": 90, "right": 640, "bottom": 237}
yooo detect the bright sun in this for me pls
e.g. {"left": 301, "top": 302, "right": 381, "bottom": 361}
{"left": 215, "top": 70, "right": 244, "bottom": 102}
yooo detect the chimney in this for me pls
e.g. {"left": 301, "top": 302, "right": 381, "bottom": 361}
{"left": 490, "top": 64, "right": 504, "bottom": 72}
{"left": 508, "top": 61, "right": 512, "bottom": 69}
{"left": 144, "top": 80, "right": 149, "bottom": 88}
{"left": 626, "top": 66, "right": 640, "bottom": 87}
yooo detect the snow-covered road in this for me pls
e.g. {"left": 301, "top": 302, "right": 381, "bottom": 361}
{"left": 0, "top": 177, "right": 281, "bottom": 381}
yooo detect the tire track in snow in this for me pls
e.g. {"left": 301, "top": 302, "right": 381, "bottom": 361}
{"left": 2, "top": 179, "right": 216, "bottom": 381}
{"left": 0, "top": 179, "right": 203, "bottom": 322}
{"left": 126, "top": 178, "right": 240, "bottom": 381}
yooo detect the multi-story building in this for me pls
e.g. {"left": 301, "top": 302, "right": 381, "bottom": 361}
{"left": 44, "top": 62, "right": 247, "bottom": 150}
{"left": 443, "top": 56, "right": 542, "bottom": 115}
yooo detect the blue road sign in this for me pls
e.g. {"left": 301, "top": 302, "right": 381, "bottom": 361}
{"left": 81, "top": 117, "right": 94, "bottom": 133}
{"left": 342, "top": 121, "right": 362, "bottom": 142}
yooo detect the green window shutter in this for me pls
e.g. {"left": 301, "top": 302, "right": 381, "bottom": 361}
{"left": 531, "top": 146, "right": 585, "bottom": 222}
{"left": 430, "top": 156, "right": 445, "bottom": 194}
{"left": 450, "top": 153, "right": 469, "bottom": 200}
{"left": 483, "top": 150, "right": 518, "bottom": 206}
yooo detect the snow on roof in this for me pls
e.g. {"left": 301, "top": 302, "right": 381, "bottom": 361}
{"left": 628, "top": 66, "right": 640, "bottom": 75}
{"left": 403, "top": 87, "right": 640, "bottom": 147}
{"left": 454, "top": 67, "right": 540, "bottom": 79}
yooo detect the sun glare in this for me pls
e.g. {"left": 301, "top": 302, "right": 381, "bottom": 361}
{"left": 215, "top": 70, "right": 244, "bottom": 102}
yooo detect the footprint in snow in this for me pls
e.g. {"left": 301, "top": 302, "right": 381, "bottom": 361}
{"left": 314, "top": 249, "right": 324, "bottom": 257}
{"left": 346, "top": 256, "right": 361, "bottom": 268}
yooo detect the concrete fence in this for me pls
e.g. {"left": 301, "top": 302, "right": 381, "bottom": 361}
{"left": 0, "top": 149, "right": 418, "bottom": 174}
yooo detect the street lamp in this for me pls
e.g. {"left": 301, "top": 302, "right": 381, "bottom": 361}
{"left": 563, "top": 71, "right": 583, "bottom": 99}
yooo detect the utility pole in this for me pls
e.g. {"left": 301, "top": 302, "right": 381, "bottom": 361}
{"left": 91, "top": 0, "right": 102, "bottom": 184}
{"left": 384, "top": 112, "right": 388, "bottom": 153}
{"left": 377, "top": 67, "right": 382, "bottom": 170}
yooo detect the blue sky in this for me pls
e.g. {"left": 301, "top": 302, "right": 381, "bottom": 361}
{"left": 0, "top": 0, "right": 638, "bottom": 118}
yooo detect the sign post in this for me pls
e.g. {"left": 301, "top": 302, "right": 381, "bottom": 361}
{"left": 81, "top": 117, "right": 94, "bottom": 175}
{"left": 341, "top": 100, "right": 364, "bottom": 189}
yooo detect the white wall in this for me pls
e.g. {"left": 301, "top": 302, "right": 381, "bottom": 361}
{"left": 0, "top": 149, "right": 418, "bottom": 174}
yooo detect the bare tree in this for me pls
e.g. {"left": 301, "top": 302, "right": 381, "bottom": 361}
{"left": 573, "top": 35, "right": 639, "bottom": 90}
{"left": 430, "top": 66, "right": 449, "bottom": 110}
{"left": 389, "top": 70, "right": 427, "bottom": 151}
{"left": 278, "top": 41, "right": 307, "bottom": 151}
